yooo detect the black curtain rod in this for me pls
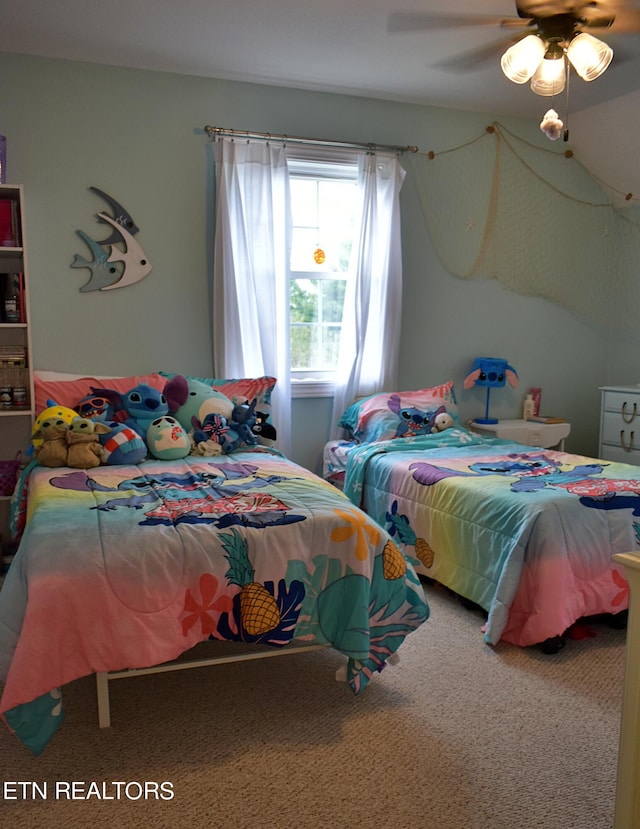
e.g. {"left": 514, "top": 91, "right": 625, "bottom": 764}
{"left": 204, "top": 125, "right": 418, "bottom": 154}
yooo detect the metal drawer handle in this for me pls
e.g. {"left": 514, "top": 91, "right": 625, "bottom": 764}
{"left": 622, "top": 401, "right": 638, "bottom": 423}
{"left": 620, "top": 430, "right": 635, "bottom": 451}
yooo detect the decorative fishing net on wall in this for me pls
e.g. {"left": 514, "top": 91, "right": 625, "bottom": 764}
{"left": 405, "top": 122, "right": 640, "bottom": 335}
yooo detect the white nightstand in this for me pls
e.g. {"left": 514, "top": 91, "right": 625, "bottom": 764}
{"left": 470, "top": 418, "right": 571, "bottom": 450}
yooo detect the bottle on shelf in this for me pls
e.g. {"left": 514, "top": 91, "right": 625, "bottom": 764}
{"left": 3, "top": 273, "right": 20, "bottom": 323}
{"left": 529, "top": 387, "right": 542, "bottom": 417}
{"left": 523, "top": 393, "right": 535, "bottom": 420}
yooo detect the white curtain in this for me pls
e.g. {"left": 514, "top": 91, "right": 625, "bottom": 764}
{"left": 329, "top": 152, "right": 406, "bottom": 438}
{"left": 211, "top": 139, "right": 292, "bottom": 457}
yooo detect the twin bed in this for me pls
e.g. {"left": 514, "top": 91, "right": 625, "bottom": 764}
{"left": 0, "top": 371, "right": 428, "bottom": 754}
{"left": 325, "top": 380, "right": 633, "bottom": 650}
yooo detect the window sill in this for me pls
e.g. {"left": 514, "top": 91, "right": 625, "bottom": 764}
{"left": 291, "top": 379, "right": 336, "bottom": 399}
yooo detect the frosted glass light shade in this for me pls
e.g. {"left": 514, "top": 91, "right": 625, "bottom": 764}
{"left": 530, "top": 56, "right": 566, "bottom": 96}
{"left": 501, "top": 35, "right": 546, "bottom": 83}
{"left": 566, "top": 33, "right": 613, "bottom": 81}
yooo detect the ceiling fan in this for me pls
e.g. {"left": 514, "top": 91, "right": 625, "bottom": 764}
{"left": 388, "top": 2, "right": 640, "bottom": 96}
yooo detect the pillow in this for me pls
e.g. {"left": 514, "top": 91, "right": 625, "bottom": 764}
{"left": 339, "top": 381, "right": 459, "bottom": 444}
{"left": 34, "top": 371, "right": 168, "bottom": 415}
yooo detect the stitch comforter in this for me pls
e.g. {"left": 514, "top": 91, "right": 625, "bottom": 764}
{"left": 0, "top": 449, "right": 428, "bottom": 754}
{"left": 343, "top": 429, "right": 632, "bottom": 647}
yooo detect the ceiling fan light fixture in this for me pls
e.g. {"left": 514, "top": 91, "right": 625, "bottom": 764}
{"left": 530, "top": 53, "right": 566, "bottom": 96}
{"left": 566, "top": 32, "right": 613, "bottom": 81}
{"left": 500, "top": 34, "right": 546, "bottom": 83}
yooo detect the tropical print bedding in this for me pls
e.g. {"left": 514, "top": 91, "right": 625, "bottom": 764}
{"left": 343, "top": 428, "right": 632, "bottom": 648}
{"left": 0, "top": 449, "right": 428, "bottom": 755}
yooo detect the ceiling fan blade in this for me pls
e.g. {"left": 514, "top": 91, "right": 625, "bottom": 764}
{"left": 605, "top": 8, "right": 640, "bottom": 33}
{"left": 387, "top": 11, "right": 523, "bottom": 34}
{"left": 429, "top": 33, "right": 527, "bottom": 72}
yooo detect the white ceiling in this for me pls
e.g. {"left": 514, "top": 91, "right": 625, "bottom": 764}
{"left": 2, "top": 0, "right": 640, "bottom": 119}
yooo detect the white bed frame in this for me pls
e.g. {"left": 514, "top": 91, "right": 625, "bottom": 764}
{"left": 612, "top": 552, "right": 640, "bottom": 829}
{"left": 94, "top": 642, "right": 327, "bottom": 728}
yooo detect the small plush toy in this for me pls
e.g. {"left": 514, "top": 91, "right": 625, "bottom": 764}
{"left": 33, "top": 419, "right": 70, "bottom": 468}
{"left": 66, "top": 417, "right": 111, "bottom": 469}
{"left": 146, "top": 416, "right": 191, "bottom": 460}
{"left": 540, "top": 108, "right": 564, "bottom": 141}
{"left": 253, "top": 411, "right": 277, "bottom": 446}
{"left": 220, "top": 400, "right": 258, "bottom": 453}
{"left": 99, "top": 422, "right": 148, "bottom": 465}
{"left": 191, "top": 413, "right": 227, "bottom": 456}
{"left": 431, "top": 407, "right": 455, "bottom": 433}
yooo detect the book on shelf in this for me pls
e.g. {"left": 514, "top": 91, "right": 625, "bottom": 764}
{"left": 526, "top": 415, "right": 565, "bottom": 424}
{"left": 0, "top": 198, "right": 20, "bottom": 246}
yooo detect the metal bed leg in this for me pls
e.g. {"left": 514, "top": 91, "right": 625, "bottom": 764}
{"left": 95, "top": 672, "right": 111, "bottom": 729}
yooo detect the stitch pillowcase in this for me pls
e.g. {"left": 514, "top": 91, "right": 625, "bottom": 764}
{"left": 339, "top": 381, "right": 459, "bottom": 444}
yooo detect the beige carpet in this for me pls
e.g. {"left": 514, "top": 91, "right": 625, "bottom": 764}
{"left": 0, "top": 582, "right": 626, "bottom": 829}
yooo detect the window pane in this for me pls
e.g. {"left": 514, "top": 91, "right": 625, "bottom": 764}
{"left": 291, "top": 325, "right": 313, "bottom": 370}
{"left": 290, "top": 279, "right": 318, "bottom": 323}
{"left": 322, "top": 325, "right": 342, "bottom": 367}
{"left": 289, "top": 179, "right": 318, "bottom": 227}
{"left": 290, "top": 278, "right": 346, "bottom": 371}
{"left": 321, "top": 279, "right": 346, "bottom": 323}
{"left": 290, "top": 228, "right": 323, "bottom": 272}
{"left": 290, "top": 176, "right": 357, "bottom": 274}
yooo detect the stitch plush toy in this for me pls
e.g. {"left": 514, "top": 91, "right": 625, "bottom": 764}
{"left": 221, "top": 400, "right": 258, "bottom": 453}
{"left": 89, "top": 375, "right": 188, "bottom": 441}
{"left": 66, "top": 416, "right": 111, "bottom": 468}
{"left": 91, "top": 382, "right": 170, "bottom": 439}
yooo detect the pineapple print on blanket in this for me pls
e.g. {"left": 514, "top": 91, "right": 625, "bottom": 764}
{"left": 222, "top": 528, "right": 283, "bottom": 636}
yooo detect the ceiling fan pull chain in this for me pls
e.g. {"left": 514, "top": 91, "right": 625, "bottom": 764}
{"left": 563, "top": 59, "right": 570, "bottom": 143}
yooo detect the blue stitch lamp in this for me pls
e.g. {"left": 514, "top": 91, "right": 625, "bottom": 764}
{"left": 464, "top": 357, "right": 519, "bottom": 425}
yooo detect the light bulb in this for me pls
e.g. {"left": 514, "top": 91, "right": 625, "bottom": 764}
{"left": 501, "top": 35, "right": 546, "bottom": 84}
{"left": 567, "top": 33, "right": 613, "bottom": 81}
{"left": 530, "top": 55, "right": 566, "bottom": 96}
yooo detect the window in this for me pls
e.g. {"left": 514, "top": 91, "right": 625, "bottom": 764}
{"left": 288, "top": 159, "right": 359, "bottom": 395}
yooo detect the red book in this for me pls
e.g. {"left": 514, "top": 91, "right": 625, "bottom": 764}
{"left": 0, "top": 199, "right": 13, "bottom": 244}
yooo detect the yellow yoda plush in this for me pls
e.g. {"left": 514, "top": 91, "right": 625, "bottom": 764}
{"left": 32, "top": 402, "right": 79, "bottom": 451}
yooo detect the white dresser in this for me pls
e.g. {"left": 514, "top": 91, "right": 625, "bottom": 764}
{"left": 599, "top": 386, "right": 640, "bottom": 465}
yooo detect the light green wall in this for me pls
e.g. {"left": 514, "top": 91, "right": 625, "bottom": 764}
{"left": 0, "top": 53, "right": 609, "bottom": 472}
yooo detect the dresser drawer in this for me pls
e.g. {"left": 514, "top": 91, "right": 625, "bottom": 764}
{"left": 601, "top": 389, "right": 640, "bottom": 423}
{"left": 601, "top": 412, "right": 640, "bottom": 450}
{"left": 599, "top": 443, "right": 640, "bottom": 465}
